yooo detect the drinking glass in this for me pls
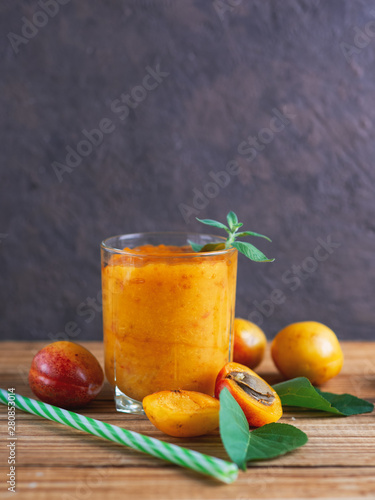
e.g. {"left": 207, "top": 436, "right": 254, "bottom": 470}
{"left": 101, "top": 232, "right": 237, "bottom": 413}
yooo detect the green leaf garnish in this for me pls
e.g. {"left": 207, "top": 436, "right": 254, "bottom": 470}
{"left": 273, "top": 377, "right": 374, "bottom": 416}
{"left": 219, "top": 388, "right": 308, "bottom": 470}
{"left": 236, "top": 231, "right": 272, "bottom": 242}
{"left": 195, "top": 218, "right": 229, "bottom": 232}
{"left": 187, "top": 241, "right": 226, "bottom": 252}
{"left": 199, "top": 242, "right": 226, "bottom": 252}
{"left": 193, "top": 211, "right": 274, "bottom": 262}
{"left": 232, "top": 241, "right": 275, "bottom": 263}
{"left": 226, "top": 211, "right": 239, "bottom": 231}
{"left": 188, "top": 240, "right": 205, "bottom": 252}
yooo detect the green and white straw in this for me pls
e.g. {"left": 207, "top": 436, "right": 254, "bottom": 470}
{"left": 0, "top": 388, "right": 238, "bottom": 484}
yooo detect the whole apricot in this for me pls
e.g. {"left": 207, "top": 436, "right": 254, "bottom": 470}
{"left": 215, "top": 362, "right": 282, "bottom": 427}
{"left": 29, "top": 341, "right": 104, "bottom": 408}
{"left": 143, "top": 390, "right": 220, "bottom": 437}
{"left": 271, "top": 321, "right": 344, "bottom": 385}
{"left": 233, "top": 318, "right": 267, "bottom": 369}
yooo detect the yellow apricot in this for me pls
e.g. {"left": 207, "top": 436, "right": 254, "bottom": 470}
{"left": 271, "top": 321, "right": 344, "bottom": 385}
{"left": 143, "top": 390, "right": 220, "bottom": 437}
{"left": 233, "top": 318, "right": 267, "bottom": 369}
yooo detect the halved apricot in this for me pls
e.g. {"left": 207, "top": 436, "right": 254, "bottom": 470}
{"left": 142, "top": 390, "right": 220, "bottom": 437}
{"left": 215, "top": 362, "right": 282, "bottom": 427}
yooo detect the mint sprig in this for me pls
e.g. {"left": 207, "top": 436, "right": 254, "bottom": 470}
{"left": 189, "top": 211, "right": 274, "bottom": 263}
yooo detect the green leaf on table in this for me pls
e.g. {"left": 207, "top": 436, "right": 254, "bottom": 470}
{"left": 273, "top": 378, "right": 341, "bottom": 414}
{"left": 246, "top": 423, "right": 308, "bottom": 462}
{"left": 219, "top": 388, "right": 249, "bottom": 470}
{"left": 219, "top": 388, "right": 308, "bottom": 470}
{"left": 273, "top": 377, "right": 374, "bottom": 416}
{"left": 315, "top": 388, "right": 374, "bottom": 416}
{"left": 232, "top": 241, "right": 275, "bottom": 262}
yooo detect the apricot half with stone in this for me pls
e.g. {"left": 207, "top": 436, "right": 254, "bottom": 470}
{"left": 142, "top": 390, "right": 220, "bottom": 437}
{"left": 215, "top": 362, "right": 282, "bottom": 427}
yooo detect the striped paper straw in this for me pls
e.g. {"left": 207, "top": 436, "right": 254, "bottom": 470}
{"left": 0, "top": 388, "right": 238, "bottom": 483}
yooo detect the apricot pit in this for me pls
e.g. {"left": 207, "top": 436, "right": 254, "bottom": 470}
{"left": 215, "top": 362, "right": 282, "bottom": 427}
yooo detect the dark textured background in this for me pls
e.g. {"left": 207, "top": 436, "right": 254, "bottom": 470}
{"left": 1, "top": 0, "right": 374, "bottom": 341}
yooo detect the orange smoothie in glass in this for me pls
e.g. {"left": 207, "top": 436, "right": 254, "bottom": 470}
{"left": 101, "top": 233, "right": 237, "bottom": 411}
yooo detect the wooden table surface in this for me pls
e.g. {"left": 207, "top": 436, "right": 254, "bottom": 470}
{"left": 0, "top": 341, "right": 374, "bottom": 500}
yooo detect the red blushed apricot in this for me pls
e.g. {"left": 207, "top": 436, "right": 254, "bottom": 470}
{"left": 215, "top": 362, "right": 282, "bottom": 427}
{"left": 29, "top": 341, "right": 104, "bottom": 409}
{"left": 233, "top": 318, "right": 267, "bottom": 369}
{"left": 143, "top": 390, "right": 220, "bottom": 437}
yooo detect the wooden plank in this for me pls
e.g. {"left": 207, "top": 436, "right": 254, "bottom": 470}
{"left": 0, "top": 341, "right": 374, "bottom": 499}
{"left": 0, "top": 466, "right": 374, "bottom": 500}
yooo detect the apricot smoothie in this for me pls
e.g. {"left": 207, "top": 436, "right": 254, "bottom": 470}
{"left": 101, "top": 233, "right": 237, "bottom": 412}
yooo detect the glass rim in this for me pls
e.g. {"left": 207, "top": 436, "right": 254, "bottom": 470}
{"left": 101, "top": 231, "right": 236, "bottom": 257}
